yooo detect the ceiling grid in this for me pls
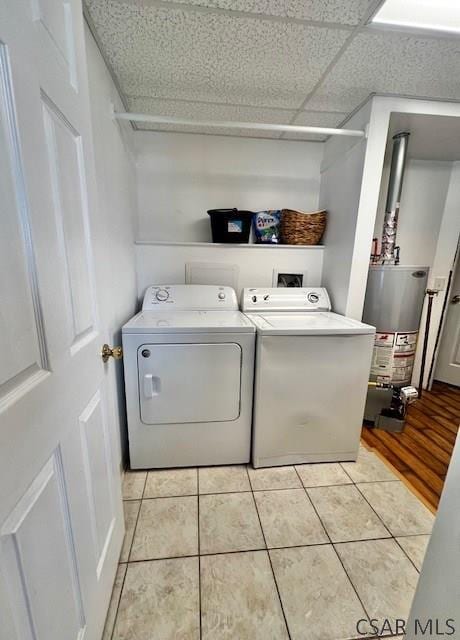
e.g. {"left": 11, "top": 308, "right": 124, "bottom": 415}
{"left": 84, "top": 0, "right": 460, "bottom": 140}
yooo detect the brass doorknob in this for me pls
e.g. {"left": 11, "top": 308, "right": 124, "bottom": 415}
{"left": 101, "top": 344, "right": 123, "bottom": 363}
{"left": 452, "top": 294, "right": 460, "bottom": 305}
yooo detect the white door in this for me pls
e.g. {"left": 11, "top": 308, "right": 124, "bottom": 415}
{"left": 0, "top": 2, "right": 123, "bottom": 639}
{"left": 435, "top": 253, "right": 460, "bottom": 386}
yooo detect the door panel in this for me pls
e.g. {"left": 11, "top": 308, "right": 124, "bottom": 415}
{"left": 0, "top": 1, "right": 123, "bottom": 638}
{"left": 41, "top": 94, "right": 95, "bottom": 347}
{"left": 435, "top": 256, "right": 460, "bottom": 386}
{"left": 0, "top": 452, "right": 85, "bottom": 640}
{"left": 139, "top": 343, "right": 242, "bottom": 424}
{"left": 0, "top": 45, "right": 48, "bottom": 408}
{"left": 78, "top": 390, "right": 115, "bottom": 574}
{"left": 32, "top": 0, "right": 78, "bottom": 88}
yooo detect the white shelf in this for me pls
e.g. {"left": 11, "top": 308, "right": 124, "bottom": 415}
{"left": 136, "top": 240, "right": 324, "bottom": 249}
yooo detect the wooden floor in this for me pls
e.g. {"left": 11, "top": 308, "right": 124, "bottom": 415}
{"left": 362, "top": 381, "right": 460, "bottom": 511}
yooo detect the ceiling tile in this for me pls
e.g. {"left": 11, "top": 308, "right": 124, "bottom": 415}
{"left": 169, "top": 0, "right": 374, "bottom": 26}
{"left": 85, "top": 0, "right": 350, "bottom": 108}
{"left": 283, "top": 110, "right": 348, "bottom": 140}
{"left": 305, "top": 29, "right": 460, "bottom": 113}
{"left": 135, "top": 123, "right": 282, "bottom": 137}
{"left": 126, "top": 97, "right": 294, "bottom": 137}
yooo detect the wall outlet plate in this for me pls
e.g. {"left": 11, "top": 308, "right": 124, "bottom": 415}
{"left": 272, "top": 269, "right": 308, "bottom": 287}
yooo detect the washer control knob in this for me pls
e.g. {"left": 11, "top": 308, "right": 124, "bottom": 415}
{"left": 218, "top": 292, "right": 226, "bottom": 300}
{"left": 156, "top": 289, "right": 169, "bottom": 301}
{"left": 252, "top": 295, "right": 257, "bottom": 303}
{"left": 307, "top": 292, "right": 319, "bottom": 303}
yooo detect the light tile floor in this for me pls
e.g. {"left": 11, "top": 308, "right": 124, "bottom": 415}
{"left": 105, "top": 445, "right": 434, "bottom": 640}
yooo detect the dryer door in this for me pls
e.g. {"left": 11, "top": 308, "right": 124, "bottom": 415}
{"left": 138, "top": 343, "right": 242, "bottom": 424}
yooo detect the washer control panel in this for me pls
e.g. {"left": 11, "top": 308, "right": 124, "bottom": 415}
{"left": 241, "top": 287, "right": 331, "bottom": 312}
{"left": 155, "top": 288, "right": 170, "bottom": 302}
{"left": 142, "top": 284, "right": 238, "bottom": 311}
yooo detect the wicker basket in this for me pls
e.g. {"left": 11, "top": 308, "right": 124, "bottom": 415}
{"left": 281, "top": 209, "right": 327, "bottom": 245}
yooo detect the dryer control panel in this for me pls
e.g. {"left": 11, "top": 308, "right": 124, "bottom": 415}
{"left": 142, "top": 284, "right": 239, "bottom": 311}
{"left": 241, "top": 287, "right": 331, "bottom": 312}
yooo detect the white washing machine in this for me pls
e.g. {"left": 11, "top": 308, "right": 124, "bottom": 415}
{"left": 123, "top": 285, "right": 255, "bottom": 469}
{"left": 241, "top": 288, "right": 375, "bottom": 468}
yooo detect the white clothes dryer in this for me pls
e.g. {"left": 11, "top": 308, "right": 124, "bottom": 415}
{"left": 123, "top": 285, "right": 255, "bottom": 468}
{"left": 241, "top": 288, "right": 375, "bottom": 468}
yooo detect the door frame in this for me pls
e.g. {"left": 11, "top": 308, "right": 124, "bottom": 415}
{"left": 428, "top": 234, "right": 460, "bottom": 388}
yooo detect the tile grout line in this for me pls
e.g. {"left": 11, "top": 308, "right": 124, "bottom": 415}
{"left": 304, "top": 485, "right": 393, "bottom": 544}
{"left": 293, "top": 465, "right": 373, "bottom": 628}
{"left": 338, "top": 459, "right": 357, "bottom": 484}
{"left": 107, "top": 563, "right": 128, "bottom": 640}
{"left": 107, "top": 473, "right": 148, "bottom": 640}
{"left": 120, "top": 464, "right": 428, "bottom": 630}
{"left": 339, "top": 471, "right": 401, "bottom": 488}
{"left": 393, "top": 537, "right": 423, "bottom": 575}
{"left": 353, "top": 481, "right": 406, "bottom": 540}
{"left": 310, "top": 461, "right": 427, "bottom": 617}
{"left": 127, "top": 500, "right": 143, "bottom": 560}
{"left": 124, "top": 480, "right": 401, "bottom": 501}
{"left": 394, "top": 532, "right": 433, "bottom": 538}
{"left": 361, "top": 430, "right": 443, "bottom": 514}
{"left": 197, "top": 468, "right": 202, "bottom": 640}
{"left": 336, "top": 456, "right": 426, "bottom": 576}
{"left": 125, "top": 473, "right": 148, "bottom": 562}
{"left": 141, "top": 471, "right": 148, "bottom": 499}
{"left": 246, "top": 466, "right": 292, "bottom": 640}
{"left": 351, "top": 477, "right": 396, "bottom": 541}
{"left": 117, "top": 530, "right": 419, "bottom": 565}
{"left": 122, "top": 475, "right": 401, "bottom": 502}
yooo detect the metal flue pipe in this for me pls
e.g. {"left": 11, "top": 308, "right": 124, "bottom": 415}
{"left": 381, "top": 132, "right": 410, "bottom": 264}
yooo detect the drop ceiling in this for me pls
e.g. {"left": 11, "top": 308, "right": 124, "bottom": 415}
{"left": 84, "top": 0, "right": 460, "bottom": 141}
{"left": 387, "top": 113, "right": 460, "bottom": 161}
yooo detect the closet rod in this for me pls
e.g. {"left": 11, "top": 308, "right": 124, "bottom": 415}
{"left": 113, "top": 112, "right": 366, "bottom": 138}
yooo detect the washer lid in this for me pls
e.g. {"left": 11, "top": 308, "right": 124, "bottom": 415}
{"left": 247, "top": 312, "right": 375, "bottom": 335}
{"left": 123, "top": 310, "right": 255, "bottom": 334}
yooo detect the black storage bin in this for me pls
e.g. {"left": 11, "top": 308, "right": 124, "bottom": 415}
{"left": 207, "top": 208, "right": 253, "bottom": 243}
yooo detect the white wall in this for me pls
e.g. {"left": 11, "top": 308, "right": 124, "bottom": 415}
{"left": 85, "top": 26, "right": 138, "bottom": 464}
{"left": 424, "top": 163, "right": 460, "bottom": 386}
{"left": 135, "top": 243, "right": 323, "bottom": 301}
{"left": 319, "top": 101, "right": 372, "bottom": 316}
{"left": 134, "top": 132, "right": 323, "bottom": 242}
{"left": 407, "top": 434, "right": 460, "bottom": 639}
{"left": 373, "top": 159, "right": 452, "bottom": 267}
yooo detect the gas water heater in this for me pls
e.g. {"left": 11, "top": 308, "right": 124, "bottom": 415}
{"left": 363, "top": 132, "right": 428, "bottom": 431}
{"left": 363, "top": 265, "right": 428, "bottom": 427}
{"left": 363, "top": 265, "right": 428, "bottom": 386}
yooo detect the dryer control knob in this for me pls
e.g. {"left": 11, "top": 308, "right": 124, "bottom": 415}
{"left": 218, "top": 292, "right": 226, "bottom": 300}
{"left": 307, "top": 292, "right": 319, "bottom": 303}
{"left": 156, "top": 289, "right": 169, "bottom": 301}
